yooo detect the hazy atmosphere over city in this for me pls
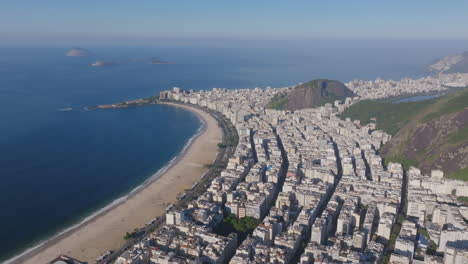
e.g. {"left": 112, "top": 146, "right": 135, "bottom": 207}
{"left": 2, "top": 1, "right": 468, "bottom": 43}
{"left": 1, "top": 1, "right": 468, "bottom": 264}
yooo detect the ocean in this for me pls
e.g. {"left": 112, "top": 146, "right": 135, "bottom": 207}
{"left": 1, "top": 40, "right": 467, "bottom": 261}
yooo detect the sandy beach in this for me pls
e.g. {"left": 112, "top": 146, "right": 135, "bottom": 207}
{"left": 13, "top": 103, "right": 222, "bottom": 264}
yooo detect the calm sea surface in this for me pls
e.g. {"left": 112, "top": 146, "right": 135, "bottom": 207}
{"left": 1, "top": 41, "right": 467, "bottom": 261}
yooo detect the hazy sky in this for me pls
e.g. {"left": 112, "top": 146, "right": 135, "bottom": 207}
{"left": 1, "top": 0, "right": 468, "bottom": 44}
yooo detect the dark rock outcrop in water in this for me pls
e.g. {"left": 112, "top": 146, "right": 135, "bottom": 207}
{"left": 148, "top": 57, "right": 170, "bottom": 64}
{"left": 266, "top": 79, "right": 354, "bottom": 110}
{"left": 66, "top": 48, "right": 92, "bottom": 57}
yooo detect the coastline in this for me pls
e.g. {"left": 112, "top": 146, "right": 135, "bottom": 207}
{"left": 8, "top": 103, "right": 222, "bottom": 264}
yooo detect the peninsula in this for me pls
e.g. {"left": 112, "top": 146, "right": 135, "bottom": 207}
{"left": 86, "top": 96, "right": 158, "bottom": 110}
{"left": 428, "top": 51, "right": 468, "bottom": 74}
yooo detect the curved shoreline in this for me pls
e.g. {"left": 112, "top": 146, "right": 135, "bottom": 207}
{"left": 7, "top": 103, "right": 222, "bottom": 264}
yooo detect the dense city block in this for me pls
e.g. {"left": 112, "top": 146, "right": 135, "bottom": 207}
{"left": 114, "top": 77, "right": 468, "bottom": 264}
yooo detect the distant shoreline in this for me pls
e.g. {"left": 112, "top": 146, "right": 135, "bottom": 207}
{"left": 7, "top": 103, "right": 222, "bottom": 264}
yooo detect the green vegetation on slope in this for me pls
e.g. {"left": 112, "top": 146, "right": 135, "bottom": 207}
{"left": 457, "top": 196, "right": 468, "bottom": 204}
{"left": 266, "top": 92, "right": 288, "bottom": 110}
{"left": 266, "top": 79, "right": 354, "bottom": 110}
{"left": 382, "top": 154, "right": 418, "bottom": 168}
{"left": 383, "top": 89, "right": 468, "bottom": 170}
{"left": 447, "top": 168, "right": 468, "bottom": 181}
{"left": 422, "top": 90, "right": 468, "bottom": 121}
{"left": 342, "top": 88, "right": 468, "bottom": 178}
{"left": 447, "top": 125, "right": 468, "bottom": 144}
{"left": 341, "top": 97, "right": 435, "bottom": 135}
{"left": 318, "top": 93, "right": 341, "bottom": 106}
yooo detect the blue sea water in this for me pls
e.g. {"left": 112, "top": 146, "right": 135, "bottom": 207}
{"left": 1, "top": 40, "right": 467, "bottom": 261}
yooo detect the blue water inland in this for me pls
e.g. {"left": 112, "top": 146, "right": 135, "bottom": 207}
{"left": 394, "top": 94, "right": 439, "bottom": 103}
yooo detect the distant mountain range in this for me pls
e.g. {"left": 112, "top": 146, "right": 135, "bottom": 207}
{"left": 266, "top": 79, "right": 354, "bottom": 110}
{"left": 427, "top": 51, "right": 468, "bottom": 73}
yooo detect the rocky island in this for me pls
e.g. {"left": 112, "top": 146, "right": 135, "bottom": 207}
{"left": 148, "top": 57, "right": 170, "bottom": 64}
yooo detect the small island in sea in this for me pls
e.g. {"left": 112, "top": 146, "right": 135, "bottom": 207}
{"left": 66, "top": 48, "right": 93, "bottom": 57}
{"left": 148, "top": 57, "right": 170, "bottom": 64}
{"left": 91, "top": 60, "right": 116, "bottom": 67}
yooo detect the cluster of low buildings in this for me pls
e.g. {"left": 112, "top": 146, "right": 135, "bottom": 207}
{"left": 289, "top": 109, "right": 401, "bottom": 263}
{"left": 346, "top": 73, "right": 468, "bottom": 100}
{"left": 111, "top": 84, "right": 468, "bottom": 264}
{"left": 393, "top": 168, "right": 468, "bottom": 264}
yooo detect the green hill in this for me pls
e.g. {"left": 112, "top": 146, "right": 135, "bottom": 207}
{"left": 266, "top": 79, "right": 354, "bottom": 110}
{"left": 341, "top": 89, "right": 468, "bottom": 180}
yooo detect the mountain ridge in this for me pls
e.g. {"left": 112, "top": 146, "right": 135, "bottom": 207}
{"left": 266, "top": 79, "right": 354, "bottom": 110}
